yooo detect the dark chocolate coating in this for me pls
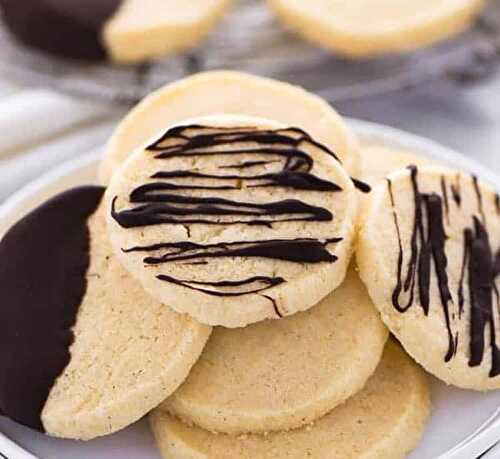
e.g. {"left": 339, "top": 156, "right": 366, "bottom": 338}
{"left": 0, "top": 186, "right": 104, "bottom": 431}
{"left": 0, "top": 0, "right": 121, "bottom": 60}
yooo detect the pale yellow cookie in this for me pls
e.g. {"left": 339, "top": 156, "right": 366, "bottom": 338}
{"left": 103, "top": 0, "right": 233, "bottom": 63}
{"left": 357, "top": 144, "right": 435, "bottom": 224}
{"left": 44, "top": 202, "right": 211, "bottom": 439}
{"left": 361, "top": 144, "right": 434, "bottom": 187}
{"left": 150, "top": 341, "right": 431, "bottom": 459}
{"left": 105, "top": 114, "right": 358, "bottom": 328}
{"left": 99, "top": 71, "right": 360, "bottom": 184}
{"left": 0, "top": 186, "right": 211, "bottom": 440}
{"left": 268, "top": 0, "right": 485, "bottom": 57}
{"left": 358, "top": 165, "right": 500, "bottom": 390}
{"left": 161, "top": 267, "right": 388, "bottom": 434}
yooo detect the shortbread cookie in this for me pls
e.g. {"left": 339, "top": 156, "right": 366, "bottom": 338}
{"left": 361, "top": 144, "right": 433, "bottom": 187}
{"left": 150, "top": 341, "right": 430, "bottom": 459}
{"left": 357, "top": 145, "right": 434, "bottom": 222}
{"left": 268, "top": 0, "right": 485, "bottom": 58}
{"left": 0, "top": 187, "right": 211, "bottom": 439}
{"left": 105, "top": 114, "right": 358, "bottom": 327}
{"left": 358, "top": 166, "right": 500, "bottom": 390}
{"left": 0, "top": 0, "right": 231, "bottom": 62}
{"left": 161, "top": 267, "right": 388, "bottom": 434}
{"left": 99, "top": 71, "right": 360, "bottom": 183}
{"left": 103, "top": 0, "right": 232, "bottom": 63}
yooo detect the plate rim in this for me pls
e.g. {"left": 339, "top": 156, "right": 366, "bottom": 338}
{"left": 0, "top": 118, "right": 499, "bottom": 459}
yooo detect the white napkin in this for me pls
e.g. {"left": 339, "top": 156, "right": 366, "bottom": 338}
{"left": 0, "top": 121, "right": 115, "bottom": 201}
{"left": 0, "top": 89, "right": 117, "bottom": 157}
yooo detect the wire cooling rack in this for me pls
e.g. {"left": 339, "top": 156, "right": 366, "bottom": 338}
{"left": 0, "top": 0, "right": 499, "bottom": 105}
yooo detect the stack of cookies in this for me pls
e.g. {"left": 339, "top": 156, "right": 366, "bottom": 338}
{"left": 0, "top": 71, "right": 499, "bottom": 458}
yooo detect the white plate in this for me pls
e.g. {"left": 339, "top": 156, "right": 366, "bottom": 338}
{"left": 0, "top": 119, "right": 499, "bottom": 459}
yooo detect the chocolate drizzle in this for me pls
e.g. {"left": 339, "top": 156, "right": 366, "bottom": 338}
{"left": 111, "top": 194, "right": 333, "bottom": 229}
{"left": 441, "top": 176, "right": 450, "bottom": 222}
{"left": 352, "top": 178, "right": 372, "bottom": 193}
{"left": 451, "top": 173, "right": 462, "bottom": 207}
{"left": 156, "top": 275, "right": 285, "bottom": 297}
{"left": 151, "top": 170, "right": 342, "bottom": 192}
{"left": 388, "top": 166, "right": 500, "bottom": 377}
{"left": 0, "top": 0, "right": 121, "bottom": 60}
{"left": 124, "top": 237, "right": 342, "bottom": 265}
{"left": 0, "top": 186, "right": 104, "bottom": 431}
{"left": 148, "top": 125, "right": 341, "bottom": 162}
{"left": 472, "top": 175, "right": 486, "bottom": 223}
{"left": 111, "top": 124, "right": 345, "bottom": 301}
{"left": 462, "top": 217, "right": 500, "bottom": 376}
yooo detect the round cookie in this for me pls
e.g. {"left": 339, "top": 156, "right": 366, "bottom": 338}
{"left": 105, "top": 114, "right": 358, "bottom": 327}
{"left": 268, "top": 0, "right": 485, "bottom": 58}
{"left": 360, "top": 144, "right": 434, "bottom": 188}
{"left": 99, "top": 71, "right": 360, "bottom": 184}
{"left": 150, "top": 341, "right": 431, "bottom": 459}
{"left": 0, "top": 187, "right": 211, "bottom": 439}
{"left": 0, "top": 0, "right": 231, "bottom": 62}
{"left": 357, "top": 165, "right": 500, "bottom": 390}
{"left": 162, "top": 267, "right": 388, "bottom": 434}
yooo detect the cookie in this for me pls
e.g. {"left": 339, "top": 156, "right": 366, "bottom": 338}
{"left": 103, "top": 0, "right": 232, "bottom": 63}
{"left": 357, "top": 165, "right": 500, "bottom": 390}
{"left": 99, "top": 71, "right": 360, "bottom": 184}
{"left": 361, "top": 144, "right": 434, "bottom": 187}
{"left": 356, "top": 145, "right": 434, "bottom": 222}
{"left": 161, "top": 267, "right": 388, "bottom": 434}
{"left": 0, "top": 187, "right": 211, "bottom": 439}
{"left": 105, "top": 114, "right": 358, "bottom": 327}
{"left": 0, "top": 0, "right": 231, "bottom": 62}
{"left": 150, "top": 341, "right": 430, "bottom": 459}
{"left": 268, "top": 0, "right": 485, "bottom": 58}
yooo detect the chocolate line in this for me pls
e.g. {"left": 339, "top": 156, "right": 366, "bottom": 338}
{"left": 458, "top": 229, "right": 469, "bottom": 319}
{"left": 147, "top": 125, "right": 341, "bottom": 163}
{"left": 472, "top": 175, "right": 486, "bottom": 223}
{"left": 111, "top": 194, "right": 333, "bottom": 229}
{"left": 151, "top": 170, "right": 342, "bottom": 192}
{"left": 423, "top": 192, "right": 455, "bottom": 361}
{"left": 389, "top": 166, "right": 500, "bottom": 377}
{"left": 451, "top": 173, "right": 462, "bottom": 207}
{"left": 352, "top": 178, "right": 372, "bottom": 193}
{"left": 462, "top": 217, "right": 500, "bottom": 376}
{"left": 390, "top": 167, "right": 454, "bottom": 358}
{"left": 387, "top": 178, "right": 409, "bottom": 312}
{"left": 156, "top": 275, "right": 285, "bottom": 297}
{"left": 0, "top": 186, "right": 105, "bottom": 431}
{"left": 261, "top": 295, "right": 283, "bottom": 318}
{"left": 123, "top": 238, "right": 342, "bottom": 265}
{"left": 441, "top": 176, "right": 450, "bottom": 222}
{"left": 495, "top": 193, "right": 500, "bottom": 214}
{"left": 220, "top": 159, "right": 281, "bottom": 170}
